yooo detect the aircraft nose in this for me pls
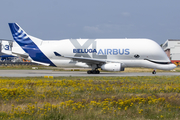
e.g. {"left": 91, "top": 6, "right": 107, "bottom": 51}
{"left": 170, "top": 63, "right": 176, "bottom": 70}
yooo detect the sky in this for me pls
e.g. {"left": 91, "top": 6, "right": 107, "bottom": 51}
{"left": 0, "top": 0, "right": 180, "bottom": 45}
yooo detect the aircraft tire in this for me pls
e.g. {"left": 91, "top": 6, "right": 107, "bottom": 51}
{"left": 96, "top": 70, "right": 100, "bottom": 74}
{"left": 87, "top": 70, "right": 100, "bottom": 74}
{"left": 93, "top": 70, "right": 97, "bottom": 74}
{"left": 152, "top": 71, "right": 156, "bottom": 74}
{"left": 87, "top": 70, "right": 91, "bottom": 74}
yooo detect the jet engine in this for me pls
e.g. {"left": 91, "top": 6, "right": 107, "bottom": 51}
{"left": 101, "top": 63, "right": 124, "bottom": 71}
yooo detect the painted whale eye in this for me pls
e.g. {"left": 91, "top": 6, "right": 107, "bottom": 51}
{"left": 134, "top": 54, "right": 140, "bottom": 58}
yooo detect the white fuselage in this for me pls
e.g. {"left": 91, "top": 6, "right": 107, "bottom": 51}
{"left": 4, "top": 23, "right": 176, "bottom": 72}
{"left": 32, "top": 38, "right": 175, "bottom": 70}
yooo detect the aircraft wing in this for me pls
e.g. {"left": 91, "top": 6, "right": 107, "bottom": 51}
{"left": 54, "top": 52, "right": 106, "bottom": 65}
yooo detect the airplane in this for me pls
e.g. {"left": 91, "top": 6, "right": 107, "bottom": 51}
{"left": 1, "top": 23, "right": 176, "bottom": 74}
{"left": 0, "top": 55, "right": 15, "bottom": 61}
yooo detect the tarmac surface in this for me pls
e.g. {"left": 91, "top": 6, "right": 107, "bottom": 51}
{"left": 0, "top": 70, "right": 179, "bottom": 77}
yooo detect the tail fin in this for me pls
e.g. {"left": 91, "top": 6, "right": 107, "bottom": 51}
{"left": 8, "top": 23, "right": 42, "bottom": 47}
{"left": 1, "top": 40, "right": 13, "bottom": 55}
{"left": 8, "top": 23, "right": 56, "bottom": 66}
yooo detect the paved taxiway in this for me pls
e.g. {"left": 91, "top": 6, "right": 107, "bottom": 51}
{"left": 0, "top": 70, "right": 179, "bottom": 77}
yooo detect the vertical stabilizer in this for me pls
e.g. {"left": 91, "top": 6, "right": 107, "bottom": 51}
{"left": 8, "top": 23, "right": 42, "bottom": 46}
{"left": 8, "top": 23, "right": 56, "bottom": 66}
{"left": 1, "top": 40, "right": 13, "bottom": 55}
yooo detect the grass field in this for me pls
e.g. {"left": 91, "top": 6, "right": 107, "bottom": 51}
{"left": 0, "top": 76, "right": 180, "bottom": 119}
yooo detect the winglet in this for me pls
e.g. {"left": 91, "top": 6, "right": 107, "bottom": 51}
{"left": 54, "top": 52, "right": 62, "bottom": 56}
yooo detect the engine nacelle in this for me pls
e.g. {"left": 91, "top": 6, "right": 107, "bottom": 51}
{"left": 101, "top": 63, "right": 124, "bottom": 71}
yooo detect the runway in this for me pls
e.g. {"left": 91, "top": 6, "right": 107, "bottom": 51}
{"left": 0, "top": 70, "right": 179, "bottom": 77}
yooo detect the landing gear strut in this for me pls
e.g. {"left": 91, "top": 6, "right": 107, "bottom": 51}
{"left": 87, "top": 70, "right": 100, "bottom": 74}
{"left": 87, "top": 64, "right": 100, "bottom": 74}
{"left": 152, "top": 69, "right": 156, "bottom": 74}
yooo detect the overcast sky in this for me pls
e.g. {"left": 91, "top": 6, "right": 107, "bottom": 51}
{"left": 0, "top": 0, "right": 180, "bottom": 45}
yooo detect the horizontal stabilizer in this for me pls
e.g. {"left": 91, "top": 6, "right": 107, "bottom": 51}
{"left": 12, "top": 52, "right": 29, "bottom": 58}
{"left": 31, "top": 61, "right": 50, "bottom": 66}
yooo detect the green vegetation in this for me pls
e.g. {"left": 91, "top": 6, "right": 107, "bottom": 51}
{"left": 0, "top": 64, "right": 42, "bottom": 70}
{"left": 0, "top": 76, "right": 180, "bottom": 119}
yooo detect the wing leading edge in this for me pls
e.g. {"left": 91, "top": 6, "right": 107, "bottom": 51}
{"left": 54, "top": 52, "right": 106, "bottom": 65}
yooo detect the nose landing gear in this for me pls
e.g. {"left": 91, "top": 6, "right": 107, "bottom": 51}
{"left": 152, "top": 69, "right": 156, "bottom": 74}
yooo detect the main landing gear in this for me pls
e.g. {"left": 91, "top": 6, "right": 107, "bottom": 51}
{"left": 152, "top": 69, "right": 156, "bottom": 74}
{"left": 87, "top": 70, "right": 100, "bottom": 74}
{"left": 87, "top": 64, "right": 100, "bottom": 74}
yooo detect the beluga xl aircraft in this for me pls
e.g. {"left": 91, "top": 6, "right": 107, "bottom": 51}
{"left": 1, "top": 23, "right": 176, "bottom": 74}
